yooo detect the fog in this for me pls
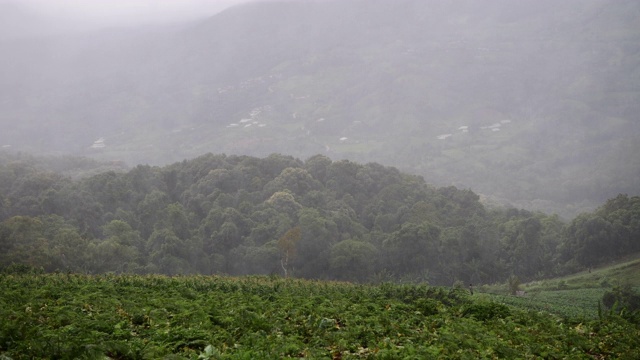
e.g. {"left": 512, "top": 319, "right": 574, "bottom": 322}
{"left": 2, "top": 0, "right": 256, "bottom": 32}
{"left": 0, "top": 0, "right": 638, "bottom": 218}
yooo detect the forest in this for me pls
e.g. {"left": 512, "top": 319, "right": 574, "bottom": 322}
{"left": 1, "top": 151, "right": 638, "bottom": 285}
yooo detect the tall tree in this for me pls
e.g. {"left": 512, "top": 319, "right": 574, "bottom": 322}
{"left": 277, "top": 227, "right": 300, "bottom": 278}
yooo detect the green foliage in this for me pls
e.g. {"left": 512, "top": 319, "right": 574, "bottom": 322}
{"left": 0, "top": 151, "right": 637, "bottom": 286}
{"left": 277, "top": 227, "right": 300, "bottom": 278}
{"left": 0, "top": 263, "right": 44, "bottom": 275}
{"left": 524, "top": 255, "right": 640, "bottom": 292}
{"left": 329, "top": 239, "right": 378, "bottom": 281}
{"left": 0, "top": 274, "right": 638, "bottom": 359}
{"left": 562, "top": 194, "right": 640, "bottom": 268}
{"left": 462, "top": 301, "right": 511, "bottom": 321}
{"left": 479, "top": 256, "right": 640, "bottom": 322}
{"left": 487, "top": 288, "right": 608, "bottom": 320}
{"left": 602, "top": 285, "right": 640, "bottom": 323}
{"left": 507, "top": 275, "right": 521, "bottom": 295}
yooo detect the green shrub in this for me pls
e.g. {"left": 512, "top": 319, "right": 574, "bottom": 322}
{"left": 602, "top": 285, "right": 640, "bottom": 323}
{"left": 462, "top": 301, "right": 511, "bottom": 321}
{"left": 507, "top": 275, "right": 520, "bottom": 295}
{"left": 415, "top": 298, "right": 440, "bottom": 316}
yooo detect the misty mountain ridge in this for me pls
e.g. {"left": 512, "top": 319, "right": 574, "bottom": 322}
{"left": 1, "top": 0, "right": 639, "bottom": 218}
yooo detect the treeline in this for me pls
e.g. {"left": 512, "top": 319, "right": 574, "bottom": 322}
{"left": 0, "top": 152, "right": 638, "bottom": 284}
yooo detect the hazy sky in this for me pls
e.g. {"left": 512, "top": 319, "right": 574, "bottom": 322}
{"left": 13, "top": 0, "right": 258, "bottom": 28}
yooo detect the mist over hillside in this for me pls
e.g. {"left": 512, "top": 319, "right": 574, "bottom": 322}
{"left": 1, "top": 0, "right": 639, "bottom": 217}
{"left": 2, "top": 150, "right": 638, "bottom": 283}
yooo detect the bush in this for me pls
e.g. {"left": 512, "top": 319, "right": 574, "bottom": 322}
{"left": 462, "top": 301, "right": 511, "bottom": 321}
{"left": 507, "top": 275, "right": 520, "bottom": 295}
{"left": 602, "top": 286, "right": 640, "bottom": 311}
{"left": 602, "top": 285, "right": 640, "bottom": 323}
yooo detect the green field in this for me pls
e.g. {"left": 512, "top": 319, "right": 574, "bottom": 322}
{"left": 483, "top": 289, "right": 607, "bottom": 320}
{"left": 527, "top": 256, "right": 640, "bottom": 291}
{"left": 482, "top": 255, "right": 640, "bottom": 320}
{"left": 1, "top": 273, "right": 639, "bottom": 359}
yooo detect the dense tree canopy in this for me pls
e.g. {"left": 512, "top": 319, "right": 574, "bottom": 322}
{"left": 0, "top": 152, "right": 637, "bottom": 284}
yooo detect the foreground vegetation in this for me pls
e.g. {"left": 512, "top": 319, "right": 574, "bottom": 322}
{"left": 1, "top": 273, "right": 639, "bottom": 359}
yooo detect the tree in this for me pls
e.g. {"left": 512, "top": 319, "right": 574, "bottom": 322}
{"left": 564, "top": 214, "right": 612, "bottom": 267}
{"left": 330, "top": 239, "right": 378, "bottom": 281}
{"left": 383, "top": 222, "right": 440, "bottom": 276}
{"left": 295, "top": 208, "right": 337, "bottom": 277}
{"left": 159, "top": 203, "right": 191, "bottom": 240}
{"left": 229, "top": 244, "right": 279, "bottom": 275}
{"left": 263, "top": 167, "right": 320, "bottom": 198}
{"left": 147, "top": 228, "right": 191, "bottom": 275}
{"left": 90, "top": 237, "right": 139, "bottom": 273}
{"left": 0, "top": 216, "right": 48, "bottom": 270}
{"left": 102, "top": 219, "right": 144, "bottom": 261}
{"left": 50, "top": 227, "right": 90, "bottom": 272}
{"left": 277, "top": 227, "right": 300, "bottom": 278}
{"left": 87, "top": 220, "right": 142, "bottom": 273}
{"left": 304, "top": 154, "right": 332, "bottom": 184}
{"left": 507, "top": 275, "right": 521, "bottom": 295}
{"left": 136, "top": 190, "right": 170, "bottom": 239}
{"left": 252, "top": 153, "right": 302, "bottom": 181}
{"left": 500, "top": 216, "right": 544, "bottom": 279}
{"left": 210, "top": 221, "right": 241, "bottom": 255}
{"left": 326, "top": 159, "right": 360, "bottom": 197}
{"left": 265, "top": 191, "right": 302, "bottom": 219}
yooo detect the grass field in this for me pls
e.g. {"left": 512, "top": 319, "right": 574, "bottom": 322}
{"left": 482, "top": 288, "right": 607, "bottom": 320}
{"left": 527, "top": 256, "right": 640, "bottom": 291}
{"left": 481, "top": 254, "right": 640, "bottom": 320}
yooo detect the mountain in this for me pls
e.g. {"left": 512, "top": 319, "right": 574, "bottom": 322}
{"left": 1, "top": 0, "right": 639, "bottom": 217}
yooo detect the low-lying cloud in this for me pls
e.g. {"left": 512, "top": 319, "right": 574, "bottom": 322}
{"left": 9, "top": 0, "right": 257, "bottom": 29}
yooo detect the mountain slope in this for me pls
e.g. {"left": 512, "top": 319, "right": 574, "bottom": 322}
{"left": 1, "top": 0, "right": 639, "bottom": 217}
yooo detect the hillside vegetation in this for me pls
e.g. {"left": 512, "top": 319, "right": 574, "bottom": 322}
{"left": 480, "top": 254, "right": 640, "bottom": 320}
{"left": 1, "top": 0, "right": 639, "bottom": 217}
{"left": 1, "top": 151, "right": 639, "bottom": 286}
{"left": 526, "top": 254, "right": 640, "bottom": 291}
